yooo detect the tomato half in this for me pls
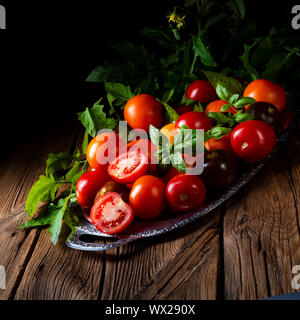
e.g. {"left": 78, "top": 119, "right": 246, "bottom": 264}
{"left": 124, "top": 94, "right": 163, "bottom": 132}
{"left": 87, "top": 132, "right": 126, "bottom": 171}
{"left": 107, "top": 150, "right": 148, "bottom": 184}
{"left": 165, "top": 174, "right": 206, "bottom": 213}
{"left": 230, "top": 120, "right": 276, "bottom": 163}
{"left": 90, "top": 192, "right": 134, "bottom": 234}
{"left": 175, "top": 111, "right": 213, "bottom": 131}
{"left": 243, "top": 79, "right": 286, "bottom": 112}
{"left": 186, "top": 80, "right": 218, "bottom": 103}
{"left": 205, "top": 99, "right": 237, "bottom": 114}
{"left": 129, "top": 175, "right": 165, "bottom": 219}
{"left": 76, "top": 169, "right": 110, "bottom": 209}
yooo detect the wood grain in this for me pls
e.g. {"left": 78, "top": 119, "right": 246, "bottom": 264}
{"left": 223, "top": 132, "right": 300, "bottom": 300}
{"left": 0, "top": 120, "right": 79, "bottom": 299}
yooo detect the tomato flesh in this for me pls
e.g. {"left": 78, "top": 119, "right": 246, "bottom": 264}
{"left": 107, "top": 150, "right": 148, "bottom": 184}
{"left": 90, "top": 192, "right": 134, "bottom": 234}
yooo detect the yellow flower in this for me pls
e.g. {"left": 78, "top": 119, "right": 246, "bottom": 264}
{"left": 167, "top": 12, "right": 185, "bottom": 29}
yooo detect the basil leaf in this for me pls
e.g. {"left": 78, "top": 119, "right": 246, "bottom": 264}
{"left": 228, "top": 94, "right": 240, "bottom": 105}
{"left": 210, "top": 127, "right": 232, "bottom": 139}
{"left": 234, "top": 112, "right": 254, "bottom": 123}
{"left": 216, "top": 82, "right": 230, "bottom": 101}
{"left": 207, "top": 112, "right": 231, "bottom": 124}
{"left": 170, "top": 151, "right": 187, "bottom": 173}
{"left": 25, "top": 175, "right": 62, "bottom": 217}
{"left": 220, "top": 104, "right": 230, "bottom": 112}
{"left": 234, "top": 97, "right": 256, "bottom": 107}
{"left": 162, "top": 101, "right": 179, "bottom": 123}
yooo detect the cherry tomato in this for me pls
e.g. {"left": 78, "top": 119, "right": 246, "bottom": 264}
{"left": 175, "top": 111, "right": 213, "bottom": 131}
{"left": 124, "top": 94, "right": 163, "bottom": 132}
{"left": 95, "top": 180, "right": 130, "bottom": 203}
{"left": 204, "top": 132, "right": 232, "bottom": 152}
{"left": 160, "top": 123, "right": 177, "bottom": 145}
{"left": 243, "top": 79, "right": 286, "bottom": 112}
{"left": 87, "top": 132, "right": 126, "bottom": 171}
{"left": 202, "top": 150, "right": 238, "bottom": 188}
{"left": 90, "top": 192, "right": 134, "bottom": 234}
{"left": 176, "top": 105, "right": 193, "bottom": 115}
{"left": 230, "top": 120, "right": 276, "bottom": 163}
{"left": 129, "top": 175, "right": 165, "bottom": 219}
{"left": 205, "top": 99, "right": 237, "bottom": 114}
{"left": 165, "top": 174, "right": 206, "bottom": 213}
{"left": 76, "top": 169, "right": 110, "bottom": 209}
{"left": 186, "top": 80, "right": 218, "bottom": 103}
{"left": 245, "top": 101, "right": 280, "bottom": 131}
{"left": 107, "top": 150, "right": 148, "bottom": 184}
{"left": 127, "top": 139, "right": 157, "bottom": 175}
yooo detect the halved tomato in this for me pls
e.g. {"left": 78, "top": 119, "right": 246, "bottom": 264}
{"left": 90, "top": 192, "right": 134, "bottom": 234}
{"left": 107, "top": 150, "right": 148, "bottom": 184}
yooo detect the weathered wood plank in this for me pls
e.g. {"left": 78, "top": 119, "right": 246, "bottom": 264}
{"left": 0, "top": 120, "right": 79, "bottom": 300}
{"left": 100, "top": 211, "right": 221, "bottom": 300}
{"left": 223, "top": 131, "right": 300, "bottom": 300}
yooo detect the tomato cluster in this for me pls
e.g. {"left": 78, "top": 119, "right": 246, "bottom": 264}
{"left": 76, "top": 78, "right": 290, "bottom": 234}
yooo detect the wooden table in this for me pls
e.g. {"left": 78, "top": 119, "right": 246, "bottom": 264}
{"left": 0, "top": 119, "right": 299, "bottom": 300}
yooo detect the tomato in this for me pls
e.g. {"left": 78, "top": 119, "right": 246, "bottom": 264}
{"left": 204, "top": 132, "right": 232, "bottom": 152}
{"left": 107, "top": 150, "right": 148, "bottom": 184}
{"left": 90, "top": 192, "right": 134, "bottom": 234}
{"left": 124, "top": 94, "right": 163, "bottom": 132}
{"left": 76, "top": 169, "right": 110, "bottom": 209}
{"left": 245, "top": 101, "right": 280, "bottom": 131}
{"left": 230, "top": 120, "right": 276, "bottom": 163}
{"left": 175, "top": 111, "right": 213, "bottom": 131}
{"left": 87, "top": 132, "right": 126, "bottom": 171}
{"left": 95, "top": 180, "right": 130, "bottom": 203}
{"left": 202, "top": 150, "right": 238, "bottom": 188}
{"left": 243, "top": 79, "right": 286, "bottom": 112}
{"left": 205, "top": 99, "right": 237, "bottom": 114}
{"left": 186, "top": 80, "right": 218, "bottom": 103}
{"left": 127, "top": 139, "right": 157, "bottom": 175}
{"left": 165, "top": 174, "right": 206, "bottom": 213}
{"left": 176, "top": 105, "right": 193, "bottom": 115}
{"left": 129, "top": 175, "right": 165, "bottom": 219}
{"left": 160, "top": 123, "right": 177, "bottom": 145}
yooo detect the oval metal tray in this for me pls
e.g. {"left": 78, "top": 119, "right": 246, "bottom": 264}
{"left": 66, "top": 116, "right": 297, "bottom": 252}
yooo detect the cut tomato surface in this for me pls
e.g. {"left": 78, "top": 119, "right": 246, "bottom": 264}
{"left": 107, "top": 150, "right": 148, "bottom": 184}
{"left": 90, "top": 192, "right": 134, "bottom": 234}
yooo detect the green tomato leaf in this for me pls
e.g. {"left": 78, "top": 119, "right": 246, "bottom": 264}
{"left": 45, "top": 152, "right": 73, "bottom": 177}
{"left": 104, "top": 82, "right": 135, "bottom": 108}
{"left": 64, "top": 207, "right": 79, "bottom": 242}
{"left": 202, "top": 70, "right": 243, "bottom": 95}
{"left": 240, "top": 40, "right": 261, "bottom": 81}
{"left": 193, "top": 35, "right": 217, "bottom": 67}
{"left": 82, "top": 130, "right": 89, "bottom": 156}
{"left": 78, "top": 100, "right": 118, "bottom": 138}
{"left": 25, "top": 175, "right": 62, "bottom": 217}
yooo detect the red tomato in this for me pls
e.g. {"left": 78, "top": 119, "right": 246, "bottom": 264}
{"left": 76, "top": 169, "right": 110, "bottom": 209}
{"left": 124, "top": 94, "right": 163, "bottom": 132}
{"left": 127, "top": 139, "right": 157, "bottom": 175}
{"left": 230, "top": 120, "right": 276, "bottom": 163}
{"left": 90, "top": 192, "right": 134, "bottom": 234}
{"left": 186, "top": 80, "right": 218, "bottom": 103}
{"left": 175, "top": 111, "right": 213, "bottom": 131}
{"left": 87, "top": 132, "right": 126, "bottom": 171}
{"left": 107, "top": 150, "right": 148, "bottom": 184}
{"left": 205, "top": 99, "right": 237, "bottom": 114}
{"left": 243, "top": 79, "right": 286, "bottom": 112}
{"left": 129, "top": 175, "right": 165, "bottom": 219}
{"left": 160, "top": 123, "right": 177, "bottom": 145}
{"left": 165, "top": 174, "right": 206, "bottom": 213}
{"left": 204, "top": 132, "right": 232, "bottom": 152}
{"left": 176, "top": 105, "right": 193, "bottom": 115}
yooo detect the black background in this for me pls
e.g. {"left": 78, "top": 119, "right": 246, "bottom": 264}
{"left": 0, "top": 0, "right": 297, "bottom": 150}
